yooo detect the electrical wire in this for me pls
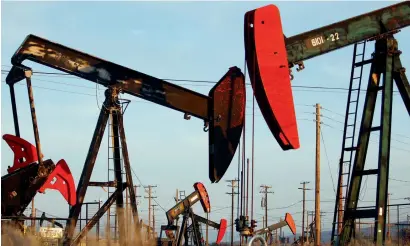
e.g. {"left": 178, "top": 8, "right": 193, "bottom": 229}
{"left": 129, "top": 165, "right": 167, "bottom": 212}
{"left": 1, "top": 68, "right": 402, "bottom": 94}
{"left": 321, "top": 122, "right": 410, "bottom": 153}
{"left": 319, "top": 127, "right": 337, "bottom": 195}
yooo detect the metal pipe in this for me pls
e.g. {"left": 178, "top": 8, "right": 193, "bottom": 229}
{"left": 251, "top": 93, "right": 255, "bottom": 222}
{"left": 248, "top": 235, "right": 267, "bottom": 246}
{"left": 246, "top": 158, "right": 249, "bottom": 217}
{"left": 237, "top": 142, "right": 241, "bottom": 219}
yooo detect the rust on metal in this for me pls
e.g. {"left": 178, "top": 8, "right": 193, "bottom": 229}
{"left": 11, "top": 34, "right": 209, "bottom": 119}
{"left": 1, "top": 160, "right": 55, "bottom": 216}
{"left": 208, "top": 67, "right": 246, "bottom": 182}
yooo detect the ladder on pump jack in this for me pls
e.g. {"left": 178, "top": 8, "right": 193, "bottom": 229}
{"left": 331, "top": 41, "right": 369, "bottom": 241}
{"left": 107, "top": 99, "right": 130, "bottom": 241}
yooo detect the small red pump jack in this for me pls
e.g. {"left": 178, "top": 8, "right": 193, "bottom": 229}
{"left": 2, "top": 134, "right": 77, "bottom": 213}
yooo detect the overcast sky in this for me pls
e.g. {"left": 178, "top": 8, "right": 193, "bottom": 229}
{"left": 1, "top": 1, "right": 409, "bottom": 243}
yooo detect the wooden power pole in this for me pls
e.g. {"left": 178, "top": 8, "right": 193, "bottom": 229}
{"left": 299, "top": 181, "right": 311, "bottom": 245}
{"left": 315, "top": 103, "right": 321, "bottom": 246}
{"left": 152, "top": 204, "right": 157, "bottom": 237}
{"left": 227, "top": 179, "right": 239, "bottom": 246}
{"left": 260, "top": 185, "right": 273, "bottom": 241}
{"left": 144, "top": 185, "right": 157, "bottom": 238}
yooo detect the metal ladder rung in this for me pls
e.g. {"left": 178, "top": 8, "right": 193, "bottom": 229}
{"left": 357, "top": 169, "right": 379, "bottom": 176}
{"left": 355, "top": 58, "right": 373, "bottom": 67}
{"left": 370, "top": 126, "right": 381, "bottom": 132}
{"left": 344, "top": 146, "right": 358, "bottom": 151}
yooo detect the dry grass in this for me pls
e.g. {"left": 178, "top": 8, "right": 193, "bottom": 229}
{"left": 1, "top": 208, "right": 158, "bottom": 246}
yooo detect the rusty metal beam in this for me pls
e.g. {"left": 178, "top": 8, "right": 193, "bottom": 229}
{"left": 5, "top": 66, "right": 27, "bottom": 138}
{"left": 88, "top": 181, "right": 116, "bottom": 187}
{"left": 285, "top": 1, "right": 410, "bottom": 65}
{"left": 10, "top": 35, "right": 209, "bottom": 120}
{"left": 374, "top": 37, "right": 395, "bottom": 245}
{"left": 393, "top": 55, "right": 410, "bottom": 115}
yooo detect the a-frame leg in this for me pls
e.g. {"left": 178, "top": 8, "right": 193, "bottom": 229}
{"left": 118, "top": 112, "right": 143, "bottom": 246}
{"left": 339, "top": 39, "right": 384, "bottom": 245}
{"left": 110, "top": 111, "right": 126, "bottom": 245}
{"left": 63, "top": 91, "right": 111, "bottom": 244}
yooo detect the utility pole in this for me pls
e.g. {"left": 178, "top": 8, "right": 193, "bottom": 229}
{"left": 174, "top": 190, "right": 185, "bottom": 242}
{"left": 144, "top": 185, "right": 157, "bottom": 238}
{"left": 151, "top": 204, "right": 157, "bottom": 237}
{"left": 260, "top": 185, "right": 273, "bottom": 241}
{"left": 315, "top": 103, "right": 321, "bottom": 246}
{"left": 306, "top": 211, "right": 310, "bottom": 243}
{"left": 299, "top": 181, "right": 311, "bottom": 245}
{"left": 227, "top": 179, "right": 239, "bottom": 246}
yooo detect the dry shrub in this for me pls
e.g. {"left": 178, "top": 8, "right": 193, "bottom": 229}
{"left": 1, "top": 222, "right": 42, "bottom": 246}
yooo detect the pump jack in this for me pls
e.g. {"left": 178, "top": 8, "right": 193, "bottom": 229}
{"left": 244, "top": 1, "right": 410, "bottom": 245}
{"left": 253, "top": 213, "right": 296, "bottom": 237}
{"left": 4, "top": 34, "right": 246, "bottom": 245}
{"left": 160, "top": 214, "right": 227, "bottom": 246}
{"left": 164, "top": 182, "right": 227, "bottom": 246}
{"left": 244, "top": 213, "right": 296, "bottom": 246}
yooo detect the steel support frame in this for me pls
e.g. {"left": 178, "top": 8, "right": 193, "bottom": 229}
{"left": 72, "top": 183, "right": 127, "bottom": 244}
{"left": 339, "top": 36, "right": 410, "bottom": 245}
{"left": 177, "top": 210, "right": 202, "bottom": 246}
{"left": 63, "top": 87, "right": 142, "bottom": 246}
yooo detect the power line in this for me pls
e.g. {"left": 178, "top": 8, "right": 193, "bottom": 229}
{"left": 319, "top": 127, "right": 336, "bottom": 195}
{"left": 390, "top": 178, "right": 410, "bottom": 183}
{"left": 129, "top": 166, "right": 166, "bottom": 212}
{"left": 321, "top": 122, "right": 410, "bottom": 153}
{"left": 1, "top": 69, "right": 401, "bottom": 93}
{"left": 320, "top": 107, "right": 410, "bottom": 140}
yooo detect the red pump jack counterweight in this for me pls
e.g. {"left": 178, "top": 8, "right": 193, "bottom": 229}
{"left": 1, "top": 135, "right": 77, "bottom": 217}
